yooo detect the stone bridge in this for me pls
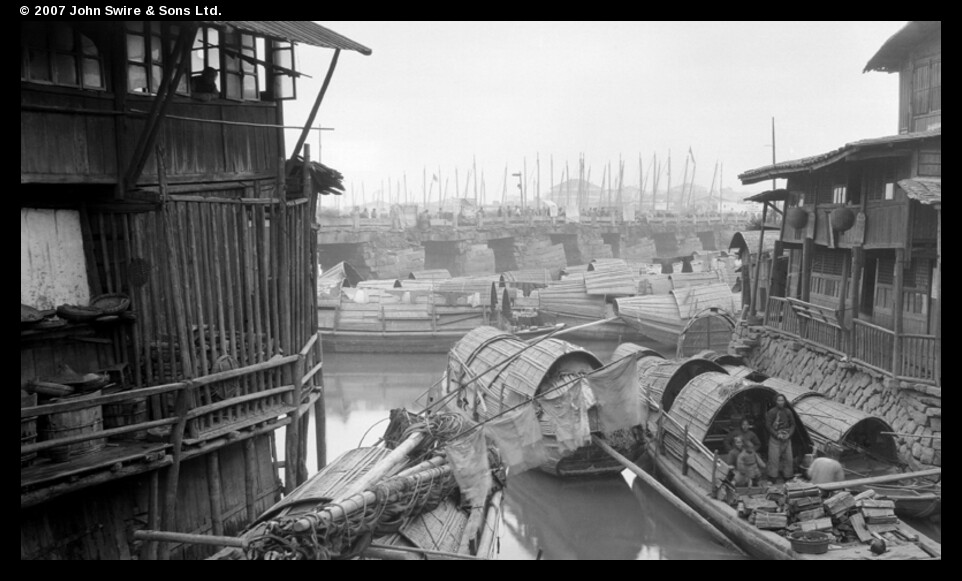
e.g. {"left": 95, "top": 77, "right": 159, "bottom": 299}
{"left": 316, "top": 215, "right": 755, "bottom": 279}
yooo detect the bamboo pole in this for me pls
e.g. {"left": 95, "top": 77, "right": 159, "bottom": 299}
{"left": 332, "top": 432, "right": 425, "bottom": 503}
{"left": 749, "top": 202, "right": 770, "bottom": 318}
{"left": 592, "top": 436, "right": 746, "bottom": 556}
{"left": 292, "top": 50, "right": 340, "bottom": 161}
{"left": 314, "top": 336, "right": 327, "bottom": 470}
{"left": 285, "top": 354, "right": 304, "bottom": 493}
{"left": 207, "top": 452, "right": 225, "bottom": 537}
{"left": 159, "top": 384, "right": 194, "bottom": 561}
{"left": 135, "top": 530, "right": 247, "bottom": 551}
{"left": 125, "top": 26, "right": 194, "bottom": 188}
{"left": 816, "top": 468, "right": 941, "bottom": 492}
{"left": 144, "top": 470, "right": 161, "bottom": 560}
{"left": 879, "top": 432, "right": 941, "bottom": 441}
{"left": 244, "top": 437, "right": 258, "bottom": 523}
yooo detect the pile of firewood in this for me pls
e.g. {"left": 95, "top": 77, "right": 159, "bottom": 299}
{"left": 735, "top": 483, "right": 915, "bottom": 547}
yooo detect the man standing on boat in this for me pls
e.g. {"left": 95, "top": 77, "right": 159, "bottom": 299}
{"left": 765, "top": 395, "right": 796, "bottom": 484}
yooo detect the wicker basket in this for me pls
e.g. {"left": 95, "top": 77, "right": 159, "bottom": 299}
{"left": 57, "top": 304, "right": 105, "bottom": 323}
{"left": 789, "top": 531, "right": 832, "bottom": 555}
{"left": 90, "top": 294, "right": 131, "bottom": 316}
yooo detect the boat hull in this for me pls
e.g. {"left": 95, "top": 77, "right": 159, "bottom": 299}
{"left": 646, "top": 440, "right": 939, "bottom": 560}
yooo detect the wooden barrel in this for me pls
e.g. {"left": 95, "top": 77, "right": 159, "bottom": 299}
{"left": 21, "top": 393, "right": 38, "bottom": 466}
{"left": 39, "top": 390, "right": 106, "bottom": 463}
{"left": 102, "top": 395, "right": 148, "bottom": 441}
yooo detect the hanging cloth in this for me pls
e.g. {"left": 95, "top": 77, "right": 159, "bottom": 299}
{"left": 539, "top": 382, "right": 591, "bottom": 453}
{"left": 587, "top": 354, "right": 646, "bottom": 434}
{"left": 445, "top": 429, "right": 492, "bottom": 510}
{"left": 484, "top": 405, "right": 548, "bottom": 475}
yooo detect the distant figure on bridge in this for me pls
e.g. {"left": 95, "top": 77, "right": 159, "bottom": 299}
{"left": 360, "top": 208, "right": 369, "bottom": 219}
{"left": 477, "top": 207, "right": 485, "bottom": 228}
{"left": 371, "top": 208, "right": 378, "bottom": 220}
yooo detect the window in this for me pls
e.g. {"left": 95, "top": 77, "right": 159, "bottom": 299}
{"left": 126, "top": 22, "right": 189, "bottom": 95}
{"left": 863, "top": 161, "right": 900, "bottom": 202}
{"left": 833, "top": 186, "right": 847, "bottom": 205}
{"left": 223, "top": 32, "right": 259, "bottom": 100}
{"left": 191, "top": 27, "right": 221, "bottom": 94}
{"left": 913, "top": 58, "right": 941, "bottom": 116}
{"left": 918, "top": 150, "right": 941, "bottom": 177}
{"left": 270, "top": 40, "right": 297, "bottom": 100}
{"left": 21, "top": 22, "right": 104, "bottom": 90}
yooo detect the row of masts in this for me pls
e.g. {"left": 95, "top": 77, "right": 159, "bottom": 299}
{"left": 324, "top": 152, "right": 728, "bottom": 213}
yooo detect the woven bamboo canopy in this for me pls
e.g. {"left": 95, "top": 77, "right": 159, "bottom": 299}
{"left": 722, "top": 365, "right": 770, "bottom": 383}
{"left": 448, "top": 326, "right": 602, "bottom": 419}
{"left": 792, "top": 396, "right": 898, "bottom": 463}
{"left": 638, "top": 358, "right": 727, "bottom": 412}
{"left": 611, "top": 342, "right": 666, "bottom": 365}
{"left": 669, "top": 373, "right": 813, "bottom": 454}
{"left": 761, "top": 377, "right": 820, "bottom": 405}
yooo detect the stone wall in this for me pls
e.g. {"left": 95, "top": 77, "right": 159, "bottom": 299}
{"left": 738, "top": 326, "right": 941, "bottom": 469}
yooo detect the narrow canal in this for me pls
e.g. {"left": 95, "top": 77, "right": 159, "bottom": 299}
{"left": 290, "top": 340, "right": 940, "bottom": 559}
{"left": 298, "top": 338, "right": 746, "bottom": 560}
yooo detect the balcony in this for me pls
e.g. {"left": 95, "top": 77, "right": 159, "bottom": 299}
{"left": 20, "top": 333, "right": 323, "bottom": 509}
{"left": 764, "top": 297, "right": 939, "bottom": 386}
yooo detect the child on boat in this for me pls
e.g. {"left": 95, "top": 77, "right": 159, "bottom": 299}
{"left": 735, "top": 441, "right": 767, "bottom": 487}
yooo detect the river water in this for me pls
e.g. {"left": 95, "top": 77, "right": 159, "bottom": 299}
{"left": 296, "top": 338, "right": 746, "bottom": 560}
{"left": 291, "top": 338, "right": 938, "bottom": 559}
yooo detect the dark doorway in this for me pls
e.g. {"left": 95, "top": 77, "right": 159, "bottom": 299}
{"left": 601, "top": 233, "right": 622, "bottom": 258}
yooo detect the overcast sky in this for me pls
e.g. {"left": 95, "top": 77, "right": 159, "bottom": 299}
{"left": 283, "top": 21, "right": 906, "bottom": 206}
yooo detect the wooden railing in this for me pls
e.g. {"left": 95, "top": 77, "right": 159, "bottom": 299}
{"left": 901, "top": 334, "right": 940, "bottom": 385}
{"left": 21, "top": 333, "right": 324, "bottom": 489}
{"left": 764, "top": 298, "right": 939, "bottom": 385}
{"left": 852, "top": 320, "right": 895, "bottom": 376}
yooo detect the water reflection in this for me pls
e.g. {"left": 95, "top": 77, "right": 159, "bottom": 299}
{"left": 500, "top": 470, "right": 746, "bottom": 560}
{"left": 303, "top": 339, "right": 750, "bottom": 560}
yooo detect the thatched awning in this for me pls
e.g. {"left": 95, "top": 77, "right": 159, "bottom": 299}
{"left": 638, "top": 358, "right": 727, "bottom": 412}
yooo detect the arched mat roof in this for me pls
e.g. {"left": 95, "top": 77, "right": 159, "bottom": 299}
{"left": 670, "top": 373, "right": 813, "bottom": 453}
{"left": 638, "top": 358, "right": 728, "bottom": 412}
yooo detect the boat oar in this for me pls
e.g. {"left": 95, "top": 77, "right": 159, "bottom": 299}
{"left": 591, "top": 436, "right": 747, "bottom": 557}
{"left": 815, "top": 468, "right": 941, "bottom": 493}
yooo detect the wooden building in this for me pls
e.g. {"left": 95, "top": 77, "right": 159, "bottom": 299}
{"left": 738, "top": 21, "right": 940, "bottom": 387}
{"left": 21, "top": 21, "right": 371, "bottom": 559}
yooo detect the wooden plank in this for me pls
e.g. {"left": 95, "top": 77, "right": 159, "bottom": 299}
{"left": 22, "top": 382, "right": 186, "bottom": 419}
{"left": 21, "top": 418, "right": 177, "bottom": 455}
{"left": 186, "top": 385, "right": 293, "bottom": 419}
{"left": 849, "top": 512, "right": 873, "bottom": 543}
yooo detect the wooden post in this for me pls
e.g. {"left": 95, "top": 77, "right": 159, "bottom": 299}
{"left": 285, "top": 355, "right": 305, "bottom": 493}
{"left": 934, "top": 207, "right": 941, "bottom": 388}
{"left": 801, "top": 237, "right": 815, "bottom": 303}
{"left": 892, "top": 247, "right": 906, "bottom": 378}
{"left": 140, "top": 470, "right": 161, "bottom": 561}
{"left": 160, "top": 384, "right": 193, "bottom": 561}
{"left": 314, "top": 336, "right": 327, "bottom": 471}
{"left": 682, "top": 425, "right": 691, "bottom": 476}
{"left": 749, "top": 202, "right": 769, "bottom": 318}
{"left": 243, "top": 438, "right": 258, "bottom": 523}
{"left": 838, "top": 249, "right": 851, "bottom": 350}
{"left": 850, "top": 247, "right": 864, "bottom": 324}
{"left": 206, "top": 452, "right": 225, "bottom": 537}
{"left": 125, "top": 26, "right": 195, "bottom": 189}
{"left": 292, "top": 50, "right": 341, "bottom": 162}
